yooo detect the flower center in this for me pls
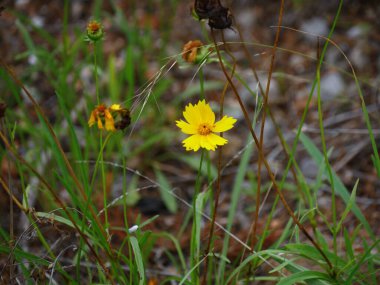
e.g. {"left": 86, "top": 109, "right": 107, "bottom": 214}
{"left": 198, "top": 124, "right": 212, "bottom": 135}
{"left": 88, "top": 22, "right": 101, "bottom": 33}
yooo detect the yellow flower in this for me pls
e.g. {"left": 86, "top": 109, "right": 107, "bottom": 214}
{"left": 88, "top": 104, "right": 120, "bottom": 131}
{"left": 176, "top": 100, "right": 237, "bottom": 151}
{"left": 109, "top": 104, "right": 121, "bottom": 111}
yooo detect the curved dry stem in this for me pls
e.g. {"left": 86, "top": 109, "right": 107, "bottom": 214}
{"left": 202, "top": 31, "right": 237, "bottom": 285}
{"left": 253, "top": 0, "right": 284, "bottom": 251}
{"left": 210, "top": 29, "right": 333, "bottom": 271}
{"left": 0, "top": 176, "right": 28, "bottom": 213}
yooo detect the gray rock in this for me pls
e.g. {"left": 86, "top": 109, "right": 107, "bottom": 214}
{"left": 300, "top": 17, "right": 329, "bottom": 36}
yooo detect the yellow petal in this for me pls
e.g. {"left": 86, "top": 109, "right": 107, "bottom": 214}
{"left": 176, "top": 120, "right": 198, "bottom": 134}
{"left": 182, "top": 135, "right": 201, "bottom": 151}
{"left": 97, "top": 118, "right": 103, "bottom": 129}
{"left": 110, "top": 104, "right": 121, "bottom": 111}
{"left": 105, "top": 115, "right": 115, "bottom": 131}
{"left": 183, "top": 102, "right": 201, "bottom": 125}
{"left": 104, "top": 109, "right": 113, "bottom": 119}
{"left": 208, "top": 133, "right": 228, "bottom": 147}
{"left": 198, "top": 100, "right": 215, "bottom": 125}
{"left": 88, "top": 111, "right": 96, "bottom": 127}
{"left": 200, "top": 135, "right": 215, "bottom": 151}
{"left": 212, "top": 116, "right": 237, "bottom": 132}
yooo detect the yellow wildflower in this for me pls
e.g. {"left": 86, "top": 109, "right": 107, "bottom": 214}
{"left": 176, "top": 100, "right": 236, "bottom": 151}
{"left": 88, "top": 104, "right": 122, "bottom": 131}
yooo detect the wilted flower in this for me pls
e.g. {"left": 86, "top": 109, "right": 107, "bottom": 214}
{"left": 176, "top": 100, "right": 236, "bottom": 151}
{"left": 182, "top": 40, "right": 210, "bottom": 64}
{"left": 192, "top": 0, "right": 233, "bottom": 30}
{"left": 114, "top": 107, "right": 131, "bottom": 131}
{"left": 88, "top": 104, "right": 128, "bottom": 131}
{"left": 85, "top": 20, "right": 104, "bottom": 42}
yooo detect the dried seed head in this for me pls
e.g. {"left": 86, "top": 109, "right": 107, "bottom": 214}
{"left": 193, "top": 0, "right": 233, "bottom": 30}
{"left": 114, "top": 108, "right": 131, "bottom": 131}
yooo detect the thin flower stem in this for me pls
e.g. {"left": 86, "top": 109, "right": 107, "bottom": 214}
{"left": 2, "top": 118, "right": 22, "bottom": 281}
{"left": 202, "top": 32, "right": 236, "bottom": 285}
{"left": 191, "top": 149, "right": 205, "bottom": 285}
{"left": 197, "top": 60, "right": 215, "bottom": 284}
{"left": 234, "top": 9, "right": 312, "bottom": 257}
{"left": 8, "top": 143, "right": 15, "bottom": 283}
{"left": 254, "top": 0, "right": 284, "bottom": 251}
{"left": 238, "top": 42, "right": 308, "bottom": 205}
{"left": 0, "top": 176, "right": 28, "bottom": 214}
{"left": 210, "top": 29, "right": 334, "bottom": 271}
{"left": 235, "top": 23, "right": 306, "bottom": 204}
{"left": 316, "top": 68, "right": 337, "bottom": 255}
{"left": 92, "top": 41, "right": 109, "bottom": 231}
{"left": 199, "top": 66, "right": 205, "bottom": 100}
{"left": 100, "top": 131, "right": 109, "bottom": 231}
{"left": 90, "top": 133, "right": 112, "bottom": 189}
{"left": 94, "top": 43, "right": 100, "bottom": 104}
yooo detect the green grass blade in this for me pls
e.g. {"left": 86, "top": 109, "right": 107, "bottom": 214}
{"left": 0, "top": 244, "right": 49, "bottom": 266}
{"left": 343, "top": 229, "right": 355, "bottom": 261}
{"left": 178, "top": 154, "right": 217, "bottom": 178}
{"left": 218, "top": 140, "right": 253, "bottom": 283}
{"left": 299, "top": 132, "right": 375, "bottom": 240}
{"left": 130, "top": 236, "right": 145, "bottom": 285}
{"left": 336, "top": 179, "right": 358, "bottom": 233}
{"left": 285, "top": 243, "right": 345, "bottom": 267}
{"left": 194, "top": 191, "right": 207, "bottom": 257}
{"left": 277, "top": 271, "right": 335, "bottom": 285}
{"left": 154, "top": 167, "right": 178, "bottom": 213}
{"left": 345, "top": 239, "right": 380, "bottom": 284}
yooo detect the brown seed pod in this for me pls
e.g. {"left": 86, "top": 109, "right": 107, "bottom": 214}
{"left": 194, "top": 0, "right": 233, "bottom": 30}
{"left": 115, "top": 108, "right": 131, "bottom": 131}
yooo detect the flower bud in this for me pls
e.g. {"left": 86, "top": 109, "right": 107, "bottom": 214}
{"left": 86, "top": 20, "right": 104, "bottom": 42}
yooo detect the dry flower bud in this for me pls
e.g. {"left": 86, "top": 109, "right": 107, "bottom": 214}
{"left": 182, "top": 40, "right": 204, "bottom": 63}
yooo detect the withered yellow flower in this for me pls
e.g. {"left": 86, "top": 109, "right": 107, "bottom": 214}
{"left": 88, "top": 104, "right": 122, "bottom": 131}
{"left": 182, "top": 40, "right": 203, "bottom": 63}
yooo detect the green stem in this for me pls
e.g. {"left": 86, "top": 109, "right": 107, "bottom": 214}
{"left": 92, "top": 40, "right": 108, "bottom": 231}
{"left": 94, "top": 43, "right": 100, "bottom": 104}
{"left": 100, "top": 131, "right": 108, "bottom": 231}
{"left": 316, "top": 69, "right": 337, "bottom": 255}
{"left": 199, "top": 67, "right": 205, "bottom": 100}
{"left": 191, "top": 150, "right": 205, "bottom": 285}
